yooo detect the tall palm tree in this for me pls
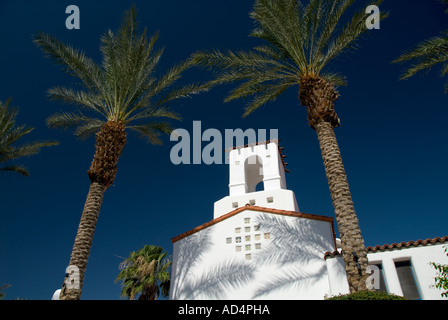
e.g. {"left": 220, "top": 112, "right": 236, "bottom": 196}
{"left": 116, "top": 245, "right": 171, "bottom": 300}
{"left": 34, "top": 7, "right": 207, "bottom": 300}
{"left": 191, "top": 0, "right": 386, "bottom": 292}
{"left": 0, "top": 99, "right": 58, "bottom": 176}
{"left": 393, "top": 0, "right": 448, "bottom": 92}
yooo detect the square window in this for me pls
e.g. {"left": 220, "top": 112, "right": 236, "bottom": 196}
{"left": 235, "top": 246, "right": 242, "bottom": 252}
{"left": 249, "top": 199, "right": 256, "bottom": 205}
{"left": 245, "top": 235, "right": 251, "bottom": 242}
{"left": 255, "top": 234, "right": 261, "bottom": 241}
{"left": 267, "top": 197, "right": 274, "bottom": 203}
{"left": 245, "top": 226, "right": 251, "bottom": 232}
{"left": 235, "top": 227, "right": 241, "bottom": 234}
{"left": 264, "top": 233, "right": 271, "bottom": 239}
{"left": 245, "top": 254, "right": 252, "bottom": 260}
{"left": 226, "top": 237, "right": 232, "bottom": 244}
{"left": 254, "top": 225, "right": 260, "bottom": 231}
{"left": 245, "top": 244, "right": 251, "bottom": 251}
{"left": 235, "top": 237, "right": 241, "bottom": 243}
{"left": 255, "top": 243, "right": 261, "bottom": 250}
{"left": 232, "top": 202, "right": 239, "bottom": 208}
{"left": 244, "top": 218, "right": 250, "bottom": 224}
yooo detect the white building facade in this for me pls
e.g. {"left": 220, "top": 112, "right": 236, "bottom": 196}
{"left": 325, "top": 237, "right": 448, "bottom": 299}
{"left": 169, "top": 140, "right": 448, "bottom": 300}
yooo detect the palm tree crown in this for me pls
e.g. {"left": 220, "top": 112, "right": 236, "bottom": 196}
{"left": 35, "top": 7, "right": 205, "bottom": 145}
{"left": 116, "top": 245, "right": 171, "bottom": 300}
{"left": 192, "top": 0, "right": 385, "bottom": 121}
{"left": 0, "top": 99, "right": 58, "bottom": 176}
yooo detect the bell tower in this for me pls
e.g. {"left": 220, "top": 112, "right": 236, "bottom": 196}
{"left": 213, "top": 139, "right": 299, "bottom": 218}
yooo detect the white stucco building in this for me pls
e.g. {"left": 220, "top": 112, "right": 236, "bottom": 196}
{"left": 169, "top": 140, "right": 448, "bottom": 300}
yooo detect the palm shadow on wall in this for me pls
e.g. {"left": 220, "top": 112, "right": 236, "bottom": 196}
{"left": 171, "top": 228, "right": 256, "bottom": 299}
{"left": 251, "top": 214, "right": 333, "bottom": 299}
{"left": 171, "top": 213, "right": 333, "bottom": 299}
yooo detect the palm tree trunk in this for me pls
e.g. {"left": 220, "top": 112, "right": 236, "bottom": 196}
{"left": 60, "top": 181, "right": 107, "bottom": 300}
{"left": 60, "top": 121, "right": 126, "bottom": 300}
{"left": 299, "top": 75, "right": 368, "bottom": 292}
{"left": 315, "top": 120, "right": 368, "bottom": 292}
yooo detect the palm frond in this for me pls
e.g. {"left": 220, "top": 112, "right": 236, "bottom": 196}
{"left": 33, "top": 32, "right": 104, "bottom": 94}
{"left": 243, "top": 81, "right": 292, "bottom": 117}
{"left": 319, "top": 0, "right": 387, "bottom": 71}
{"left": 46, "top": 111, "right": 105, "bottom": 140}
{"left": 393, "top": 32, "right": 448, "bottom": 80}
{"left": 0, "top": 99, "right": 58, "bottom": 176}
{"left": 116, "top": 245, "right": 171, "bottom": 300}
{"left": 47, "top": 87, "right": 108, "bottom": 117}
{"left": 0, "top": 165, "right": 29, "bottom": 177}
{"left": 128, "top": 122, "right": 174, "bottom": 145}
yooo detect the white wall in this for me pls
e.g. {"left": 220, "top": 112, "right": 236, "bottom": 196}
{"left": 213, "top": 189, "right": 299, "bottom": 219}
{"left": 170, "top": 209, "right": 335, "bottom": 300}
{"left": 325, "top": 243, "right": 448, "bottom": 300}
{"left": 368, "top": 244, "right": 448, "bottom": 300}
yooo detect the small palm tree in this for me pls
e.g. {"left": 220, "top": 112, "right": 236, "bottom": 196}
{"left": 34, "top": 7, "right": 207, "bottom": 300}
{"left": 116, "top": 245, "right": 171, "bottom": 300}
{"left": 191, "top": 0, "right": 386, "bottom": 292}
{"left": 393, "top": 0, "right": 448, "bottom": 92}
{"left": 0, "top": 99, "right": 58, "bottom": 176}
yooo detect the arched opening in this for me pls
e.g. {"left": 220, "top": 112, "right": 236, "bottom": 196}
{"left": 244, "top": 155, "right": 263, "bottom": 193}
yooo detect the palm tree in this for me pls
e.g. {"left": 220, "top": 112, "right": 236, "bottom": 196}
{"left": 34, "top": 7, "right": 208, "bottom": 300}
{"left": 0, "top": 99, "right": 58, "bottom": 176}
{"left": 116, "top": 245, "right": 171, "bottom": 300}
{"left": 393, "top": 0, "right": 448, "bottom": 92}
{"left": 191, "top": 0, "right": 386, "bottom": 292}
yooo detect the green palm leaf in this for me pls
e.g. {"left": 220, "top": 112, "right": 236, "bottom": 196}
{"left": 116, "top": 245, "right": 171, "bottom": 300}
{"left": 394, "top": 1, "right": 448, "bottom": 92}
{"left": 0, "top": 99, "right": 58, "bottom": 176}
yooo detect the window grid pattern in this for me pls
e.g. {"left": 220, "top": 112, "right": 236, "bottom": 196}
{"left": 225, "top": 216, "right": 271, "bottom": 259}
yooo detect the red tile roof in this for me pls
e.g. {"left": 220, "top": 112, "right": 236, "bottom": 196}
{"left": 171, "top": 205, "right": 335, "bottom": 244}
{"left": 366, "top": 236, "right": 448, "bottom": 252}
{"left": 324, "top": 235, "right": 448, "bottom": 259}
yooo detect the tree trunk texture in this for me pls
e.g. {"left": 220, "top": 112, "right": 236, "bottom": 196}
{"left": 315, "top": 121, "right": 368, "bottom": 292}
{"left": 60, "top": 121, "right": 126, "bottom": 300}
{"left": 59, "top": 181, "right": 107, "bottom": 300}
{"left": 299, "top": 75, "right": 368, "bottom": 292}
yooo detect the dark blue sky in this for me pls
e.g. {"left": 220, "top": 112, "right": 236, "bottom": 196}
{"left": 1, "top": 0, "right": 447, "bottom": 300}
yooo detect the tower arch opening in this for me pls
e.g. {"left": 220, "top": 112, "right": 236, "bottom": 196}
{"left": 244, "top": 155, "right": 263, "bottom": 193}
